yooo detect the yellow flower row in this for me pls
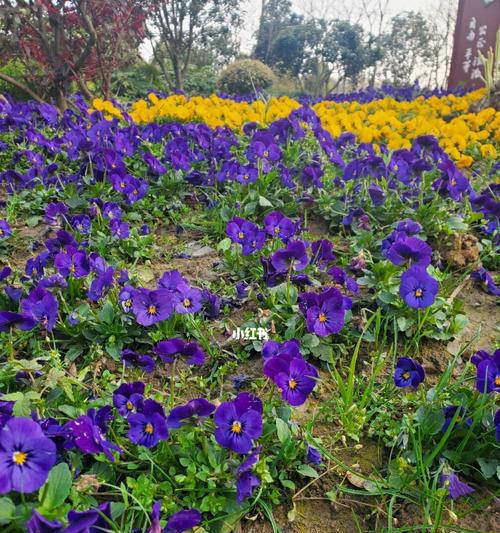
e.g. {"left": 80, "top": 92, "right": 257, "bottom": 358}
{"left": 91, "top": 90, "right": 499, "bottom": 166}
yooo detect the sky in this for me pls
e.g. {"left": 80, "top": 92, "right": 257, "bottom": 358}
{"left": 240, "top": 0, "right": 439, "bottom": 53}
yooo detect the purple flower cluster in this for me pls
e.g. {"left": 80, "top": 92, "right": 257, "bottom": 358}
{"left": 262, "top": 339, "right": 319, "bottom": 406}
{"left": 299, "top": 287, "right": 351, "bottom": 336}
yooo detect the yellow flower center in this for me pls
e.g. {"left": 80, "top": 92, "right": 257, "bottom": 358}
{"left": 451, "top": 178, "right": 457, "bottom": 186}
{"left": 318, "top": 312, "right": 327, "bottom": 323}
{"left": 126, "top": 401, "right": 133, "bottom": 410}
{"left": 495, "top": 376, "right": 500, "bottom": 386}
{"left": 415, "top": 288, "right": 423, "bottom": 297}
{"left": 264, "top": 150, "right": 269, "bottom": 157}
{"left": 0, "top": 229, "right": 3, "bottom": 236}
{"left": 148, "top": 305, "right": 157, "bottom": 315}
{"left": 274, "top": 226, "right": 280, "bottom": 234}
{"left": 288, "top": 378, "right": 297, "bottom": 390}
{"left": 145, "top": 423, "right": 154, "bottom": 434}
{"left": 12, "top": 451, "right": 28, "bottom": 466}
{"left": 238, "top": 231, "right": 244, "bottom": 240}
{"left": 402, "top": 371, "right": 410, "bottom": 380}
{"left": 183, "top": 298, "right": 191, "bottom": 308}
{"left": 125, "top": 299, "right": 131, "bottom": 308}
{"left": 243, "top": 174, "right": 249, "bottom": 180}
{"left": 70, "top": 264, "right": 76, "bottom": 273}
{"left": 231, "top": 421, "right": 242, "bottom": 434}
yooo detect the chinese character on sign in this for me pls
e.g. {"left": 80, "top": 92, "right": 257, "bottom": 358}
{"left": 471, "top": 67, "right": 482, "bottom": 79}
{"left": 231, "top": 327, "right": 269, "bottom": 341}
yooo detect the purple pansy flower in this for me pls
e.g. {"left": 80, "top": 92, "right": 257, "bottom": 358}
{"left": 226, "top": 217, "right": 266, "bottom": 255}
{"left": 0, "top": 266, "right": 11, "bottom": 281}
{"left": 155, "top": 338, "right": 205, "bottom": 366}
{"left": 64, "top": 502, "right": 112, "bottom": 533}
{"left": 44, "top": 202, "right": 68, "bottom": 226}
{"left": 393, "top": 357, "right": 425, "bottom": 388}
{"left": 368, "top": 183, "right": 385, "bottom": 206}
{"left": 54, "top": 250, "right": 90, "bottom": 278}
{"left": 109, "top": 219, "right": 130, "bottom": 239}
{"left": 113, "top": 382, "right": 145, "bottom": 416}
{"left": 214, "top": 393, "right": 263, "bottom": 454}
{"left": 164, "top": 508, "right": 202, "bottom": 533}
{"left": 71, "top": 214, "right": 91, "bottom": 235}
{"left": 470, "top": 267, "right": 500, "bottom": 296}
{"left": 261, "top": 339, "right": 301, "bottom": 362}
{"left": 121, "top": 349, "right": 156, "bottom": 373}
{"left": 271, "top": 240, "right": 309, "bottom": 272}
{"left": 395, "top": 219, "right": 422, "bottom": 235}
{"left": 87, "top": 266, "right": 115, "bottom": 302}
{"left": 439, "top": 472, "right": 474, "bottom": 500}
{"left": 131, "top": 288, "right": 173, "bottom": 326}
{"left": 174, "top": 285, "right": 203, "bottom": 314}
{"left": 148, "top": 501, "right": 202, "bottom": 533}
{"left": 103, "top": 202, "right": 122, "bottom": 220}
{"left": 0, "top": 417, "right": 56, "bottom": 494}
{"left": 0, "top": 311, "right": 36, "bottom": 332}
{"left": 20, "top": 287, "right": 59, "bottom": 331}
{"left": 236, "top": 446, "right": 261, "bottom": 503}
{"left": 328, "top": 266, "right": 359, "bottom": 294}
{"left": 26, "top": 509, "right": 63, "bottom": 532}
{"left": 387, "top": 236, "right": 432, "bottom": 267}
{"left": 64, "top": 415, "right": 122, "bottom": 462}
{"left": 399, "top": 266, "right": 439, "bottom": 308}
{"left": 300, "top": 287, "right": 350, "bottom": 336}
{"left": 235, "top": 281, "right": 249, "bottom": 300}
{"left": 167, "top": 398, "right": 216, "bottom": 429}
{"left": 474, "top": 350, "right": 500, "bottom": 393}
{"left": 310, "top": 239, "right": 335, "bottom": 268}
{"left": 119, "top": 285, "right": 135, "bottom": 312}
{"left": 306, "top": 445, "right": 322, "bottom": 465}
{"left": 0, "top": 220, "right": 12, "bottom": 238}
{"left": 441, "top": 405, "right": 472, "bottom": 433}
{"left": 263, "top": 355, "right": 318, "bottom": 406}
{"left": 264, "top": 211, "right": 299, "bottom": 240}
{"left": 128, "top": 399, "right": 168, "bottom": 448}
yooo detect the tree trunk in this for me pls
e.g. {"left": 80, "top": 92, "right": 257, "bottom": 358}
{"left": 172, "top": 55, "right": 183, "bottom": 91}
{"left": 0, "top": 72, "right": 55, "bottom": 108}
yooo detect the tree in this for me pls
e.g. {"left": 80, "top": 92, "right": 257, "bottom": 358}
{"left": 254, "top": 0, "right": 298, "bottom": 65}
{"left": 306, "top": 19, "right": 381, "bottom": 95}
{"left": 148, "top": 0, "right": 244, "bottom": 91}
{"left": 0, "top": 0, "right": 147, "bottom": 109}
{"left": 380, "top": 11, "right": 433, "bottom": 86}
{"left": 269, "top": 22, "right": 320, "bottom": 78}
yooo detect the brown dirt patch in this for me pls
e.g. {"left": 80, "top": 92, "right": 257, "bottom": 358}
{"left": 446, "top": 280, "right": 499, "bottom": 356}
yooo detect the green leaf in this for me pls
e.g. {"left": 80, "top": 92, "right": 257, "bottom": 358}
{"left": 275, "top": 418, "right": 290, "bottom": 443}
{"left": 258, "top": 195, "right": 273, "bottom": 207}
{"left": 217, "top": 237, "right": 231, "bottom": 252}
{"left": 97, "top": 302, "right": 115, "bottom": 324}
{"left": 26, "top": 215, "right": 40, "bottom": 228}
{"left": 244, "top": 201, "right": 257, "bottom": 214}
{"left": 0, "top": 497, "right": 15, "bottom": 525}
{"left": 296, "top": 464, "right": 319, "bottom": 478}
{"left": 39, "top": 463, "right": 72, "bottom": 511}
{"left": 477, "top": 458, "right": 498, "bottom": 479}
{"left": 302, "top": 333, "right": 320, "bottom": 348}
{"left": 280, "top": 478, "right": 296, "bottom": 489}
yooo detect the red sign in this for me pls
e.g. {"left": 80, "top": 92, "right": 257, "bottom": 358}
{"left": 448, "top": 0, "right": 500, "bottom": 89}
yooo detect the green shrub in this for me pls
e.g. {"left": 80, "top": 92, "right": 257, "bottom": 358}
{"left": 0, "top": 60, "right": 39, "bottom": 101}
{"left": 184, "top": 65, "right": 217, "bottom": 95}
{"left": 217, "top": 59, "right": 275, "bottom": 95}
